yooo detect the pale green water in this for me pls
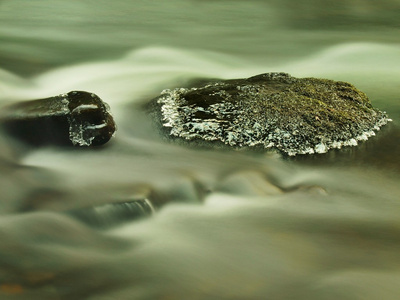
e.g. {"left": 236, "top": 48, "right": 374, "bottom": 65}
{"left": 0, "top": 1, "right": 399, "bottom": 299}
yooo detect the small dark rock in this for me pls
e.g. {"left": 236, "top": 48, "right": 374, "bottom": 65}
{"left": 152, "top": 72, "right": 391, "bottom": 155}
{"left": 0, "top": 91, "right": 116, "bottom": 146}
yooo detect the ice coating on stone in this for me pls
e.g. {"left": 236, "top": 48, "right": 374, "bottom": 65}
{"left": 157, "top": 72, "right": 391, "bottom": 155}
{"left": 71, "top": 104, "right": 98, "bottom": 114}
{"left": 60, "top": 95, "right": 70, "bottom": 113}
{"left": 68, "top": 122, "right": 97, "bottom": 146}
{"left": 62, "top": 91, "right": 116, "bottom": 146}
{"left": 0, "top": 91, "right": 115, "bottom": 147}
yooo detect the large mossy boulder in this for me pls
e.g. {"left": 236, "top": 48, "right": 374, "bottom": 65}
{"left": 153, "top": 73, "right": 390, "bottom": 155}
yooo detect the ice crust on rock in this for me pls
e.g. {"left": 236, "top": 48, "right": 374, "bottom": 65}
{"left": 61, "top": 91, "right": 116, "bottom": 146}
{"left": 156, "top": 72, "right": 391, "bottom": 155}
{"left": 0, "top": 91, "right": 116, "bottom": 146}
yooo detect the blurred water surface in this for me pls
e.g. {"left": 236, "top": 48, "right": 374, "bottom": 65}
{"left": 0, "top": 1, "right": 399, "bottom": 299}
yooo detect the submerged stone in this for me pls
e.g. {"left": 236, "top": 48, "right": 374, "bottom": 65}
{"left": 68, "top": 199, "right": 155, "bottom": 229}
{"left": 0, "top": 91, "right": 116, "bottom": 146}
{"left": 154, "top": 72, "right": 391, "bottom": 155}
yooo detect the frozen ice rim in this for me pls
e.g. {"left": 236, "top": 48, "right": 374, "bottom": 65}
{"left": 157, "top": 73, "right": 391, "bottom": 156}
{"left": 0, "top": 91, "right": 116, "bottom": 146}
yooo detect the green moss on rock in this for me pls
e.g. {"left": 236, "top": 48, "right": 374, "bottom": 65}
{"left": 155, "top": 72, "right": 390, "bottom": 155}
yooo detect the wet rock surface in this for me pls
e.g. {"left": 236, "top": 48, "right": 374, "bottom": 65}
{"left": 0, "top": 91, "right": 116, "bottom": 146}
{"left": 152, "top": 73, "right": 391, "bottom": 155}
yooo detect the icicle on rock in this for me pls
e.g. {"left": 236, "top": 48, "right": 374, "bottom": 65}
{"left": 154, "top": 72, "right": 391, "bottom": 155}
{"left": 0, "top": 91, "right": 116, "bottom": 146}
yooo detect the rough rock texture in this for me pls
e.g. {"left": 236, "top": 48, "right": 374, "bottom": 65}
{"left": 154, "top": 72, "right": 390, "bottom": 155}
{"left": 0, "top": 91, "right": 116, "bottom": 146}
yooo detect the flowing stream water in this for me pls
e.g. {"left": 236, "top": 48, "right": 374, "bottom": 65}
{"left": 0, "top": 1, "right": 399, "bottom": 299}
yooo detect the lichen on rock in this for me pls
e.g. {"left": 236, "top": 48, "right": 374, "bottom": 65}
{"left": 155, "top": 72, "right": 391, "bottom": 155}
